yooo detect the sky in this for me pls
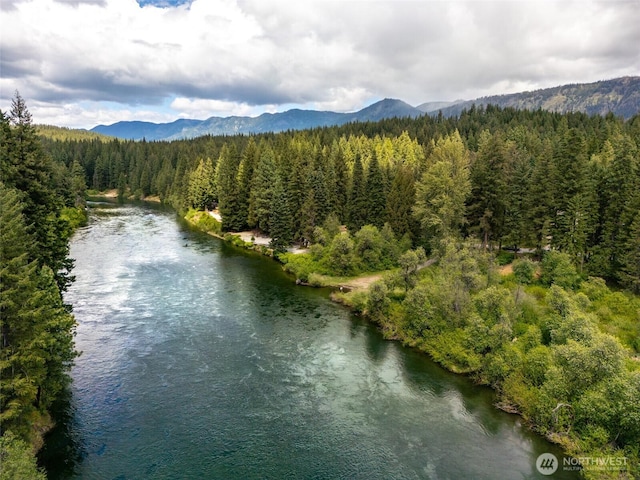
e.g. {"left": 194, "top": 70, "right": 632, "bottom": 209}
{"left": 1, "top": 0, "right": 639, "bottom": 129}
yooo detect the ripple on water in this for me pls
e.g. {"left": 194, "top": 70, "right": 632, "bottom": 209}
{"left": 44, "top": 204, "right": 579, "bottom": 480}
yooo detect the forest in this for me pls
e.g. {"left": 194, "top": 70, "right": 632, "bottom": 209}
{"left": 1, "top": 95, "right": 86, "bottom": 477}
{"left": 39, "top": 105, "right": 640, "bottom": 476}
{"left": 2, "top": 94, "right": 639, "bottom": 477}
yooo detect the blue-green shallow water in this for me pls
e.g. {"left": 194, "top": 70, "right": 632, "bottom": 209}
{"left": 41, "top": 202, "right": 578, "bottom": 480}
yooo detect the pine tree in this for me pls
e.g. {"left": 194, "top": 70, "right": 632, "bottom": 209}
{"left": 269, "top": 175, "right": 293, "bottom": 252}
{"left": 235, "top": 139, "right": 259, "bottom": 228}
{"left": 0, "top": 184, "right": 76, "bottom": 437}
{"left": 330, "top": 145, "right": 349, "bottom": 222}
{"left": 619, "top": 214, "right": 640, "bottom": 294}
{"left": 348, "top": 154, "right": 368, "bottom": 231}
{"left": 248, "top": 146, "right": 277, "bottom": 232}
{"left": 525, "top": 141, "right": 556, "bottom": 252}
{"left": 595, "top": 134, "right": 639, "bottom": 277}
{"left": 501, "top": 142, "right": 532, "bottom": 251}
{"left": 385, "top": 164, "right": 417, "bottom": 240}
{"left": 467, "top": 131, "right": 508, "bottom": 249}
{"left": 187, "top": 157, "right": 216, "bottom": 210}
{"left": 215, "top": 143, "right": 242, "bottom": 231}
{"left": 365, "top": 152, "right": 385, "bottom": 228}
{"left": 413, "top": 131, "right": 471, "bottom": 249}
{"left": 552, "top": 128, "right": 589, "bottom": 251}
{"left": 2, "top": 92, "right": 73, "bottom": 292}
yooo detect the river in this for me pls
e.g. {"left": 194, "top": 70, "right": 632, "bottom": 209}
{"left": 41, "top": 201, "right": 577, "bottom": 479}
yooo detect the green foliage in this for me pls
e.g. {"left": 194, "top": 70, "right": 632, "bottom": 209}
{"left": 540, "top": 251, "right": 579, "bottom": 289}
{"left": 187, "top": 157, "right": 216, "bottom": 211}
{"left": 367, "top": 281, "right": 389, "bottom": 322}
{"left": 269, "top": 175, "right": 293, "bottom": 252}
{"left": 327, "top": 232, "right": 356, "bottom": 276}
{"left": 413, "top": 131, "right": 471, "bottom": 248}
{"left": 60, "top": 206, "right": 88, "bottom": 230}
{"left": 347, "top": 153, "right": 368, "bottom": 231}
{"left": 385, "top": 164, "right": 417, "bottom": 240}
{"left": 22, "top": 90, "right": 640, "bottom": 472}
{"left": 37, "top": 124, "right": 113, "bottom": 142}
{"left": 619, "top": 215, "right": 640, "bottom": 293}
{"left": 0, "top": 95, "right": 78, "bottom": 454}
{"left": 0, "top": 186, "right": 77, "bottom": 436}
{"left": 397, "top": 247, "right": 426, "bottom": 291}
{"left": 367, "top": 234, "right": 639, "bottom": 466}
{"left": 0, "top": 432, "right": 46, "bottom": 480}
{"left": 512, "top": 258, "right": 536, "bottom": 285}
{"left": 248, "top": 146, "right": 277, "bottom": 232}
{"left": 185, "top": 209, "right": 221, "bottom": 234}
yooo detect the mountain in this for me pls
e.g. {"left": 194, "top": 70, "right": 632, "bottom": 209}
{"left": 349, "top": 98, "right": 423, "bottom": 122}
{"left": 428, "top": 77, "right": 640, "bottom": 119}
{"left": 416, "top": 100, "right": 464, "bottom": 113}
{"left": 91, "top": 78, "right": 639, "bottom": 141}
{"left": 91, "top": 98, "right": 424, "bottom": 141}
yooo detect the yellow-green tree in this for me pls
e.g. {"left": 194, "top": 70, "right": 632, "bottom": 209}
{"left": 413, "top": 131, "right": 470, "bottom": 249}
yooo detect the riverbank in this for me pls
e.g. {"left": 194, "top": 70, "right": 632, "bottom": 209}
{"left": 96, "top": 202, "right": 639, "bottom": 478}
{"left": 87, "top": 188, "right": 162, "bottom": 203}
{"left": 190, "top": 210, "right": 638, "bottom": 478}
{"left": 43, "top": 202, "right": 575, "bottom": 480}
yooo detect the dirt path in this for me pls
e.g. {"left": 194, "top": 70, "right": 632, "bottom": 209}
{"left": 340, "top": 258, "right": 437, "bottom": 291}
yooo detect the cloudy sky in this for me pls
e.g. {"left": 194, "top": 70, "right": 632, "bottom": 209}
{"left": 1, "top": 0, "right": 639, "bottom": 128}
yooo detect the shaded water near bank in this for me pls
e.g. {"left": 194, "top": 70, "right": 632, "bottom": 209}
{"left": 41, "top": 202, "right": 578, "bottom": 479}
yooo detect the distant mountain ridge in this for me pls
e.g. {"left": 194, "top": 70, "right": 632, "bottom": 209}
{"left": 433, "top": 77, "right": 640, "bottom": 119}
{"left": 91, "top": 77, "right": 639, "bottom": 140}
{"left": 92, "top": 99, "right": 423, "bottom": 141}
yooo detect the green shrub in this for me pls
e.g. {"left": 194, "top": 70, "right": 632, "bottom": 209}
{"left": 0, "top": 432, "right": 46, "bottom": 480}
{"left": 60, "top": 206, "right": 88, "bottom": 230}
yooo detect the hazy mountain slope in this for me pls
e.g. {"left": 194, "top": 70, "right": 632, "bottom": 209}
{"left": 432, "top": 77, "right": 640, "bottom": 118}
{"left": 91, "top": 99, "right": 424, "bottom": 141}
{"left": 92, "top": 118, "right": 202, "bottom": 141}
{"left": 416, "top": 100, "right": 464, "bottom": 113}
{"left": 90, "top": 77, "right": 639, "bottom": 141}
{"left": 347, "top": 98, "right": 423, "bottom": 122}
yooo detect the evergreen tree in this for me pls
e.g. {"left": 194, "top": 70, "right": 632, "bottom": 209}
{"left": 248, "top": 146, "right": 277, "bottom": 232}
{"left": 594, "top": 134, "right": 639, "bottom": 277}
{"left": 365, "top": 152, "right": 385, "bottom": 228}
{"left": 187, "top": 157, "right": 216, "bottom": 210}
{"left": 552, "top": 128, "right": 589, "bottom": 251}
{"left": 348, "top": 154, "right": 368, "bottom": 231}
{"left": 2, "top": 92, "right": 73, "bottom": 292}
{"left": 330, "top": 145, "right": 349, "bottom": 221}
{"left": 467, "top": 131, "right": 507, "bottom": 249}
{"left": 215, "top": 143, "right": 242, "bottom": 231}
{"left": 269, "top": 175, "right": 293, "bottom": 252}
{"left": 385, "top": 164, "right": 417, "bottom": 240}
{"left": 501, "top": 143, "right": 532, "bottom": 251}
{"left": 525, "top": 142, "right": 556, "bottom": 252}
{"left": 70, "top": 159, "right": 88, "bottom": 207}
{"left": 300, "top": 167, "right": 330, "bottom": 241}
{"left": 619, "top": 214, "right": 640, "bottom": 294}
{"left": 235, "top": 139, "right": 259, "bottom": 228}
{"left": 0, "top": 184, "right": 76, "bottom": 437}
{"left": 413, "top": 131, "right": 471, "bottom": 249}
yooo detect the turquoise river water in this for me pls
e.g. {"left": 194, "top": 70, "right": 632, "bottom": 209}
{"left": 40, "top": 201, "right": 578, "bottom": 479}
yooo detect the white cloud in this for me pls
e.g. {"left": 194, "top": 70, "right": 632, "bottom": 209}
{"left": 1, "top": 0, "right": 638, "bottom": 128}
{"left": 170, "top": 97, "right": 268, "bottom": 118}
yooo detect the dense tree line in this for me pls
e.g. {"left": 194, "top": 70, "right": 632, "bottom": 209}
{"left": 362, "top": 242, "right": 640, "bottom": 479}
{"left": 1, "top": 94, "right": 81, "bottom": 477}
{"left": 42, "top": 105, "right": 640, "bottom": 289}
{"left": 35, "top": 101, "right": 640, "bottom": 475}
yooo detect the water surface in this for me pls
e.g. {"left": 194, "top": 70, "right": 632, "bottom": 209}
{"left": 42, "top": 202, "right": 576, "bottom": 479}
